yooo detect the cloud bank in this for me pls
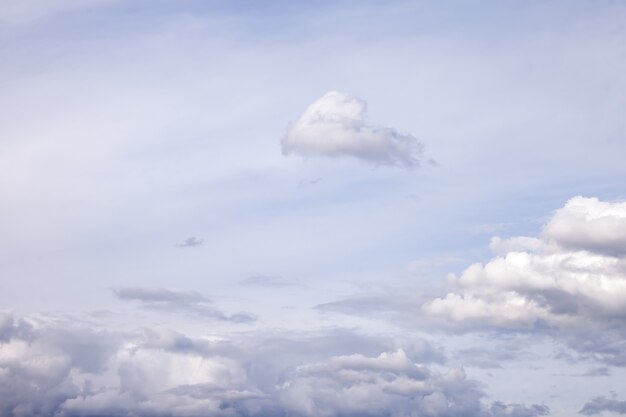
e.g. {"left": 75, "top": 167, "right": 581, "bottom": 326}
{"left": 423, "top": 196, "right": 626, "bottom": 364}
{"left": 0, "top": 311, "right": 549, "bottom": 417}
{"left": 281, "top": 91, "right": 423, "bottom": 169}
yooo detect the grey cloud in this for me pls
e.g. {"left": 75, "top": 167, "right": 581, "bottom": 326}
{"left": 178, "top": 236, "right": 203, "bottom": 248}
{"left": 315, "top": 292, "right": 440, "bottom": 332}
{"left": 580, "top": 396, "right": 626, "bottom": 415}
{"left": 113, "top": 287, "right": 256, "bottom": 323}
{"left": 277, "top": 353, "right": 476, "bottom": 417}
{"left": 0, "top": 315, "right": 121, "bottom": 417}
{"left": 0, "top": 313, "right": 547, "bottom": 417}
{"left": 559, "top": 332, "right": 626, "bottom": 367}
{"left": 137, "top": 328, "right": 219, "bottom": 357}
{"left": 453, "top": 343, "right": 534, "bottom": 369}
{"left": 580, "top": 367, "right": 611, "bottom": 377}
{"left": 317, "top": 294, "right": 425, "bottom": 316}
{"left": 488, "top": 402, "right": 549, "bottom": 417}
{"left": 0, "top": 311, "right": 15, "bottom": 341}
{"left": 282, "top": 91, "right": 424, "bottom": 169}
{"left": 115, "top": 287, "right": 208, "bottom": 304}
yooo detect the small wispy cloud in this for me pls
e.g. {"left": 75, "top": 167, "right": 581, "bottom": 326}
{"left": 178, "top": 237, "right": 203, "bottom": 248}
{"left": 297, "top": 177, "right": 323, "bottom": 188}
{"left": 580, "top": 396, "right": 626, "bottom": 415}
{"left": 579, "top": 367, "right": 611, "bottom": 377}
{"left": 113, "top": 287, "right": 255, "bottom": 323}
{"left": 453, "top": 342, "right": 534, "bottom": 369}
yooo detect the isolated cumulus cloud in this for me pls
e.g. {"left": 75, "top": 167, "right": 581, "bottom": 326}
{"left": 422, "top": 196, "right": 626, "bottom": 364}
{"left": 281, "top": 91, "right": 423, "bottom": 169}
{"left": 0, "top": 311, "right": 548, "bottom": 417}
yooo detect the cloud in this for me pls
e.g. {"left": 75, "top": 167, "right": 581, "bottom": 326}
{"left": 580, "top": 396, "right": 626, "bottom": 415}
{"left": 542, "top": 196, "right": 626, "bottom": 256}
{"left": 298, "top": 177, "right": 324, "bottom": 188}
{"left": 0, "top": 312, "right": 121, "bottom": 417}
{"left": 316, "top": 294, "right": 426, "bottom": 322}
{"left": 580, "top": 367, "right": 611, "bottom": 377}
{"left": 488, "top": 402, "right": 549, "bottom": 417}
{"left": 281, "top": 91, "right": 424, "bottom": 169}
{"left": 274, "top": 350, "right": 546, "bottom": 417}
{"left": 178, "top": 236, "right": 203, "bottom": 248}
{"left": 421, "top": 196, "right": 626, "bottom": 364}
{"left": 0, "top": 312, "right": 548, "bottom": 417}
{"left": 453, "top": 342, "right": 534, "bottom": 369}
{"left": 316, "top": 196, "right": 626, "bottom": 366}
{"left": 113, "top": 287, "right": 256, "bottom": 323}
{"left": 115, "top": 287, "right": 208, "bottom": 304}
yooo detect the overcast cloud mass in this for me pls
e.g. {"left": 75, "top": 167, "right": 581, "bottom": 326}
{"left": 1, "top": 1, "right": 626, "bottom": 416}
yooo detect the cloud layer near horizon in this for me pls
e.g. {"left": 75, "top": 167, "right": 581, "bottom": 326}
{"left": 0, "top": 311, "right": 549, "bottom": 417}
{"left": 281, "top": 91, "right": 423, "bottom": 169}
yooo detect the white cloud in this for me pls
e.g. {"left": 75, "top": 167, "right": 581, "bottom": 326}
{"left": 281, "top": 91, "right": 423, "bottom": 169}
{"left": 423, "top": 196, "right": 626, "bottom": 364}
{"left": 542, "top": 196, "right": 626, "bottom": 256}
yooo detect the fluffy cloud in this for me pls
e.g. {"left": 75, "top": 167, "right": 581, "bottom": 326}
{"left": 0, "top": 312, "right": 120, "bottom": 417}
{"left": 423, "top": 196, "right": 626, "bottom": 364}
{"left": 0, "top": 311, "right": 547, "bottom": 417}
{"left": 542, "top": 196, "right": 626, "bottom": 256}
{"left": 277, "top": 351, "right": 482, "bottom": 417}
{"left": 281, "top": 91, "right": 423, "bottom": 169}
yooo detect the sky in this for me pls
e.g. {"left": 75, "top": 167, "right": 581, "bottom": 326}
{"left": 1, "top": 1, "right": 626, "bottom": 416}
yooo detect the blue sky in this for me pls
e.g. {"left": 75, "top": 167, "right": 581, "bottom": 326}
{"left": 1, "top": 1, "right": 626, "bottom": 416}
